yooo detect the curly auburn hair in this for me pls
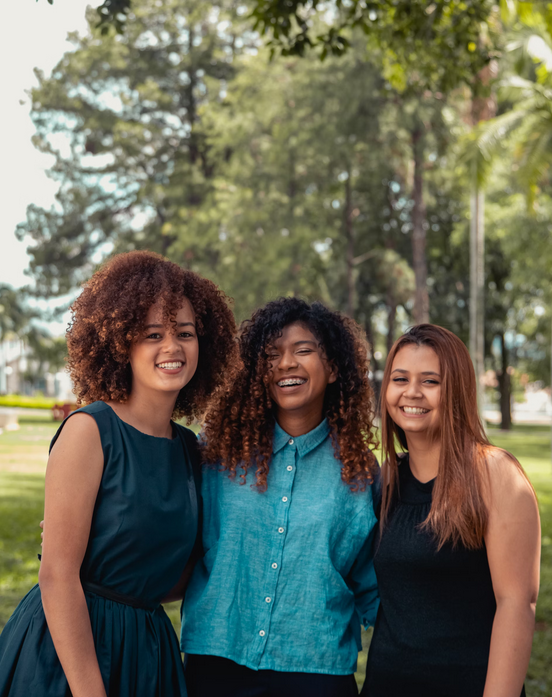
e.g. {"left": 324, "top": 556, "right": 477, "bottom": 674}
{"left": 202, "top": 297, "right": 379, "bottom": 490}
{"left": 67, "top": 250, "right": 238, "bottom": 421}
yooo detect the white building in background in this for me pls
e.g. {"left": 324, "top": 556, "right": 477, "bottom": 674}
{"left": 0, "top": 338, "right": 73, "bottom": 400}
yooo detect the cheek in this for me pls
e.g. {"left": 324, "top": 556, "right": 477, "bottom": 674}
{"left": 431, "top": 390, "right": 441, "bottom": 412}
{"left": 385, "top": 385, "right": 399, "bottom": 407}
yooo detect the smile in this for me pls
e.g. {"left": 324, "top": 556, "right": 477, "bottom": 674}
{"left": 277, "top": 378, "right": 307, "bottom": 387}
{"left": 156, "top": 362, "right": 184, "bottom": 369}
{"left": 400, "top": 406, "right": 429, "bottom": 415}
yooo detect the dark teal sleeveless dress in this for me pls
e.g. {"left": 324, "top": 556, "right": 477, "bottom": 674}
{"left": 0, "top": 402, "right": 200, "bottom": 697}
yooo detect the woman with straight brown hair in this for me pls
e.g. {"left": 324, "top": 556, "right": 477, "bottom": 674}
{"left": 362, "top": 324, "right": 540, "bottom": 697}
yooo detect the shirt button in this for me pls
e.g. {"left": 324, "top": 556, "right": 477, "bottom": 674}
{"left": 265, "top": 597, "right": 272, "bottom": 603}
{"left": 259, "top": 630, "right": 266, "bottom": 637}
{"left": 282, "top": 496, "right": 288, "bottom": 502}
{"left": 278, "top": 527, "right": 285, "bottom": 533}
{"left": 288, "top": 438, "right": 294, "bottom": 445}
{"left": 272, "top": 563, "right": 278, "bottom": 569}
{"left": 287, "top": 465, "right": 293, "bottom": 471}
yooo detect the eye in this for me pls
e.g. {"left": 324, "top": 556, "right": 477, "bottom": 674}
{"left": 179, "top": 331, "right": 195, "bottom": 338}
{"left": 297, "top": 349, "right": 313, "bottom": 354}
{"left": 146, "top": 332, "right": 162, "bottom": 340}
{"left": 424, "top": 379, "right": 439, "bottom": 385}
{"left": 392, "top": 377, "right": 407, "bottom": 383}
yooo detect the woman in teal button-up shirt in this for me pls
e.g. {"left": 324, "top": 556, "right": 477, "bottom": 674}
{"left": 181, "top": 298, "right": 380, "bottom": 697}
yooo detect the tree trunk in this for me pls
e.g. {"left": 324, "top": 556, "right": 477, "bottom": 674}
{"left": 365, "top": 317, "right": 381, "bottom": 412}
{"left": 497, "top": 332, "right": 512, "bottom": 431}
{"left": 345, "top": 173, "right": 355, "bottom": 318}
{"left": 387, "top": 299, "right": 397, "bottom": 357}
{"left": 411, "top": 125, "right": 429, "bottom": 324}
{"left": 469, "top": 182, "right": 485, "bottom": 414}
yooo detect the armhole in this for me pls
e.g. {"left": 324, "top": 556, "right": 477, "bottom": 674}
{"left": 49, "top": 407, "right": 106, "bottom": 458}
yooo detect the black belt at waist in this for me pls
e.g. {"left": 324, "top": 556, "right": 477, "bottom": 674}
{"left": 81, "top": 581, "right": 160, "bottom": 612}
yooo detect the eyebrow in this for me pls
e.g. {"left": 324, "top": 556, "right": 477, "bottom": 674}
{"left": 145, "top": 322, "right": 196, "bottom": 329}
{"left": 391, "top": 368, "right": 441, "bottom": 376}
{"left": 269, "top": 340, "right": 318, "bottom": 348}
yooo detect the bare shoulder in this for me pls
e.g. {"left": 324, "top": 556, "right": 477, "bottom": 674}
{"left": 49, "top": 412, "right": 102, "bottom": 461}
{"left": 484, "top": 446, "right": 537, "bottom": 513}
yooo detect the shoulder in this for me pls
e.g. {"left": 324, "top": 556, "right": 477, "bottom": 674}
{"left": 174, "top": 423, "right": 199, "bottom": 446}
{"left": 48, "top": 412, "right": 103, "bottom": 470}
{"left": 174, "top": 423, "right": 201, "bottom": 461}
{"left": 49, "top": 402, "right": 110, "bottom": 455}
{"left": 76, "top": 400, "right": 111, "bottom": 416}
{"left": 483, "top": 446, "right": 537, "bottom": 513}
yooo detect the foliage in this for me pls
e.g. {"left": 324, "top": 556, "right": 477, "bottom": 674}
{"left": 82, "top": 0, "right": 497, "bottom": 93}
{"left": 19, "top": 0, "right": 251, "bottom": 297}
{"left": 0, "top": 395, "right": 60, "bottom": 410}
{"left": 0, "top": 286, "right": 35, "bottom": 342}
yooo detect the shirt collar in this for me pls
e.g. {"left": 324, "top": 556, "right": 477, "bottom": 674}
{"left": 273, "top": 418, "right": 331, "bottom": 457}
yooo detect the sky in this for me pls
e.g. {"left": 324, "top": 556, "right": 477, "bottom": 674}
{"left": 0, "top": 0, "right": 101, "bottom": 293}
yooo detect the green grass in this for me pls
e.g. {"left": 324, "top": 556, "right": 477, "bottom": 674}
{"left": 0, "top": 419, "right": 550, "bottom": 693}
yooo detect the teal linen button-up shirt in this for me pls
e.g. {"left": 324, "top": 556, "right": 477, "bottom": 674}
{"left": 181, "top": 419, "right": 379, "bottom": 675}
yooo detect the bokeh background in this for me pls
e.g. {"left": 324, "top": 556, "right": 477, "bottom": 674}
{"left": 0, "top": 0, "right": 551, "bottom": 693}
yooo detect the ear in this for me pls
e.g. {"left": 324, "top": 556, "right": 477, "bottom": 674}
{"left": 327, "top": 362, "right": 338, "bottom": 384}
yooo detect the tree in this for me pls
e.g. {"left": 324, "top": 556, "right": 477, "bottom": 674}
{"left": 85, "top": 0, "right": 495, "bottom": 84}
{"left": 19, "top": 0, "right": 251, "bottom": 296}
{"left": 0, "top": 285, "right": 33, "bottom": 342}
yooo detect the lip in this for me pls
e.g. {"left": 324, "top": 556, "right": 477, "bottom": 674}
{"left": 156, "top": 361, "right": 185, "bottom": 375}
{"left": 275, "top": 375, "right": 308, "bottom": 393}
{"left": 399, "top": 405, "right": 430, "bottom": 418}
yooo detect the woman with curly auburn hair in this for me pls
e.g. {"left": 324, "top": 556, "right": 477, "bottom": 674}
{"left": 181, "top": 297, "right": 381, "bottom": 697}
{"left": 0, "top": 250, "right": 237, "bottom": 697}
{"left": 362, "top": 324, "right": 540, "bottom": 697}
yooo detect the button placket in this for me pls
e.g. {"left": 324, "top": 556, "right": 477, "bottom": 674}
{"left": 257, "top": 444, "right": 297, "bottom": 657}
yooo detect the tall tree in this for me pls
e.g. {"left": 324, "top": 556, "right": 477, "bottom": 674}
{"left": 18, "top": 0, "right": 250, "bottom": 297}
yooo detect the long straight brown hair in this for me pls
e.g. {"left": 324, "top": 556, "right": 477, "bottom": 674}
{"left": 381, "top": 324, "right": 504, "bottom": 550}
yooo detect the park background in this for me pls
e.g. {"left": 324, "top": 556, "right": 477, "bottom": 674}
{"left": 0, "top": 0, "right": 551, "bottom": 693}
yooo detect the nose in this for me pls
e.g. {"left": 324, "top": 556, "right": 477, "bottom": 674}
{"left": 161, "top": 332, "right": 182, "bottom": 356}
{"left": 279, "top": 349, "right": 298, "bottom": 371}
{"left": 403, "top": 379, "right": 422, "bottom": 399}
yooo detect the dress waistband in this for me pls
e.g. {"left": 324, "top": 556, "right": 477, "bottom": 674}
{"left": 81, "top": 581, "right": 160, "bottom": 612}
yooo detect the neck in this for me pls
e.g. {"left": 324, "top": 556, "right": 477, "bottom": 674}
{"left": 275, "top": 405, "right": 325, "bottom": 437}
{"left": 109, "top": 387, "right": 177, "bottom": 439}
{"left": 404, "top": 430, "right": 441, "bottom": 483}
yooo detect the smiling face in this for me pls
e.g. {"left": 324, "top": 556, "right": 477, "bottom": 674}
{"left": 385, "top": 343, "right": 442, "bottom": 437}
{"left": 267, "top": 322, "right": 336, "bottom": 426}
{"left": 129, "top": 299, "right": 199, "bottom": 398}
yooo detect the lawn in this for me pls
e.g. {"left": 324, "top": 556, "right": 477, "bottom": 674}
{"left": 0, "top": 416, "right": 550, "bottom": 693}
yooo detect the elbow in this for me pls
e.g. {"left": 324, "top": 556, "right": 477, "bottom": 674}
{"left": 495, "top": 595, "right": 537, "bottom": 625}
{"left": 38, "top": 559, "right": 80, "bottom": 598}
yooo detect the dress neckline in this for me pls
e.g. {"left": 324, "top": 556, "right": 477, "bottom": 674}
{"left": 103, "top": 402, "right": 178, "bottom": 441}
{"left": 400, "top": 454, "right": 436, "bottom": 495}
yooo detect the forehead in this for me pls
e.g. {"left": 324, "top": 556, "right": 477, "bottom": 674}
{"left": 270, "top": 321, "right": 319, "bottom": 348}
{"left": 391, "top": 344, "right": 440, "bottom": 372}
{"left": 144, "top": 298, "right": 195, "bottom": 324}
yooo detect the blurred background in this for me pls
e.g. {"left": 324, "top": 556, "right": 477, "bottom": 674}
{"left": 0, "top": 0, "right": 551, "bottom": 693}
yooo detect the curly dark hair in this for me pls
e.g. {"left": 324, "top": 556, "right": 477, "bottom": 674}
{"left": 67, "top": 250, "right": 238, "bottom": 420}
{"left": 202, "top": 297, "right": 379, "bottom": 490}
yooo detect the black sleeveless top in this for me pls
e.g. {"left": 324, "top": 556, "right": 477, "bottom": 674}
{"left": 362, "top": 455, "right": 525, "bottom": 697}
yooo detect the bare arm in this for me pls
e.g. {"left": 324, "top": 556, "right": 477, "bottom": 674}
{"left": 39, "top": 413, "right": 107, "bottom": 697}
{"left": 161, "top": 557, "right": 197, "bottom": 603}
{"left": 483, "top": 449, "right": 541, "bottom": 697}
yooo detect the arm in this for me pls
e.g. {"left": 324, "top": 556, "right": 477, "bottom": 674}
{"left": 347, "top": 511, "right": 380, "bottom": 628}
{"left": 39, "top": 413, "right": 107, "bottom": 697}
{"left": 483, "top": 449, "right": 541, "bottom": 697}
{"left": 161, "top": 544, "right": 201, "bottom": 603}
